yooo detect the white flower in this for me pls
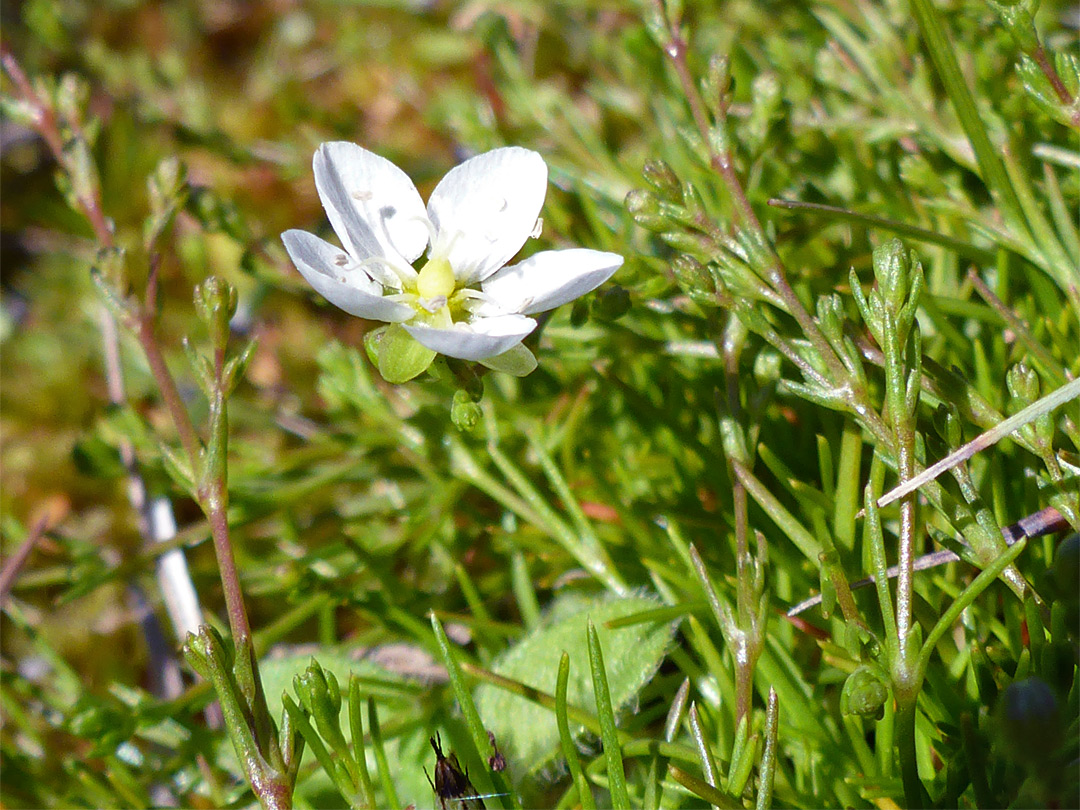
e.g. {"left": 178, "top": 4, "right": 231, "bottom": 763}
{"left": 282, "top": 142, "right": 623, "bottom": 377}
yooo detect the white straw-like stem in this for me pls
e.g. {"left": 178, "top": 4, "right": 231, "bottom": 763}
{"left": 877, "top": 376, "right": 1080, "bottom": 509}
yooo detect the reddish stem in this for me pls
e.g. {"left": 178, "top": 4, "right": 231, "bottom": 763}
{"left": 0, "top": 512, "right": 52, "bottom": 603}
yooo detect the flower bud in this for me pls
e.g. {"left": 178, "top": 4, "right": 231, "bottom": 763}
{"left": 366, "top": 323, "right": 436, "bottom": 384}
{"left": 671, "top": 253, "right": 717, "bottom": 305}
{"left": 1006, "top": 363, "right": 1040, "bottom": 404}
{"left": 452, "top": 389, "right": 482, "bottom": 432}
{"left": 840, "top": 665, "right": 890, "bottom": 720}
{"left": 195, "top": 276, "right": 238, "bottom": 326}
{"left": 625, "top": 189, "right": 670, "bottom": 232}
{"left": 815, "top": 294, "right": 846, "bottom": 345}
{"left": 55, "top": 73, "right": 91, "bottom": 127}
{"left": 641, "top": 159, "right": 682, "bottom": 203}
{"left": 871, "top": 238, "right": 912, "bottom": 316}
{"left": 988, "top": 0, "right": 1039, "bottom": 52}
{"left": 703, "top": 55, "right": 731, "bottom": 114}
{"left": 294, "top": 659, "right": 347, "bottom": 752}
{"left": 182, "top": 625, "right": 232, "bottom": 678}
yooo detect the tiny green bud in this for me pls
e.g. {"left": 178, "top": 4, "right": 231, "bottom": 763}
{"left": 451, "top": 389, "right": 481, "bottom": 432}
{"left": 55, "top": 73, "right": 91, "bottom": 126}
{"left": 625, "top": 188, "right": 669, "bottom": 232}
{"left": 671, "top": 253, "right": 716, "bottom": 303}
{"left": 61, "top": 136, "right": 98, "bottom": 210}
{"left": 1006, "top": 362, "right": 1040, "bottom": 405}
{"left": 195, "top": 276, "right": 238, "bottom": 326}
{"left": 840, "top": 665, "right": 890, "bottom": 720}
{"left": 871, "top": 238, "right": 911, "bottom": 315}
{"left": 703, "top": 54, "right": 731, "bottom": 114}
{"left": 641, "top": 159, "right": 682, "bottom": 203}
{"left": 815, "top": 294, "right": 846, "bottom": 344}
{"left": 182, "top": 625, "right": 232, "bottom": 678}
{"left": 148, "top": 157, "right": 187, "bottom": 216}
{"left": 988, "top": 0, "right": 1039, "bottom": 52}
{"left": 747, "top": 73, "right": 782, "bottom": 148}
{"left": 92, "top": 246, "right": 129, "bottom": 299}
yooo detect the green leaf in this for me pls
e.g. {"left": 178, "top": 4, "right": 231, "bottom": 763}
{"left": 474, "top": 593, "right": 676, "bottom": 780}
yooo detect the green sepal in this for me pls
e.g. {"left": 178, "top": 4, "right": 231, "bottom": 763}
{"left": 478, "top": 343, "right": 537, "bottom": 377}
{"left": 367, "top": 323, "right": 436, "bottom": 383}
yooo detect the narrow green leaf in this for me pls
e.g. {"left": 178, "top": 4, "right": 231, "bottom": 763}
{"left": 909, "top": 0, "right": 1026, "bottom": 229}
{"left": 367, "top": 698, "right": 399, "bottom": 810}
{"left": 668, "top": 764, "right": 744, "bottom": 809}
{"left": 587, "top": 620, "right": 630, "bottom": 810}
{"left": 556, "top": 652, "right": 596, "bottom": 810}
{"left": 755, "top": 689, "right": 779, "bottom": 810}
{"left": 348, "top": 676, "right": 374, "bottom": 808}
{"left": 430, "top": 614, "right": 519, "bottom": 809}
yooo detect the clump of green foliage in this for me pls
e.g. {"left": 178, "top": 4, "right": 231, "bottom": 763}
{"left": 2, "top": 0, "right": 1077, "bottom": 808}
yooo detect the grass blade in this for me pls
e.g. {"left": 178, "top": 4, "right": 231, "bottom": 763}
{"left": 587, "top": 619, "right": 631, "bottom": 809}
{"left": 556, "top": 651, "right": 597, "bottom": 810}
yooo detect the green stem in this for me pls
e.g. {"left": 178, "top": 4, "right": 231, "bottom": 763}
{"left": 894, "top": 697, "right": 925, "bottom": 810}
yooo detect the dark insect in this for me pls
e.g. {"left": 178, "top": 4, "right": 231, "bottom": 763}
{"left": 487, "top": 731, "right": 506, "bottom": 773}
{"left": 427, "top": 734, "right": 486, "bottom": 809}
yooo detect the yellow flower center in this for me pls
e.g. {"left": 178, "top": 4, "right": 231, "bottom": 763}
{"left": 415, "top": 257, "right": 456, "bottom": 300}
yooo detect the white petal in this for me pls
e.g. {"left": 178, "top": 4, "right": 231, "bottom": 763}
{"left": 427, "top": 147, "right": 547, "bottom": 285}
{"left": 404, "top": 314, "right": 537, "bottom": 361}
{"left": 481, "top": 249, "right": 624, "bottom": 315}
{"left": 282, "top": 229, "right": 415, "bottom": 322}
{"left": 313, "top": 142, "right": 429, "bottom": 283}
